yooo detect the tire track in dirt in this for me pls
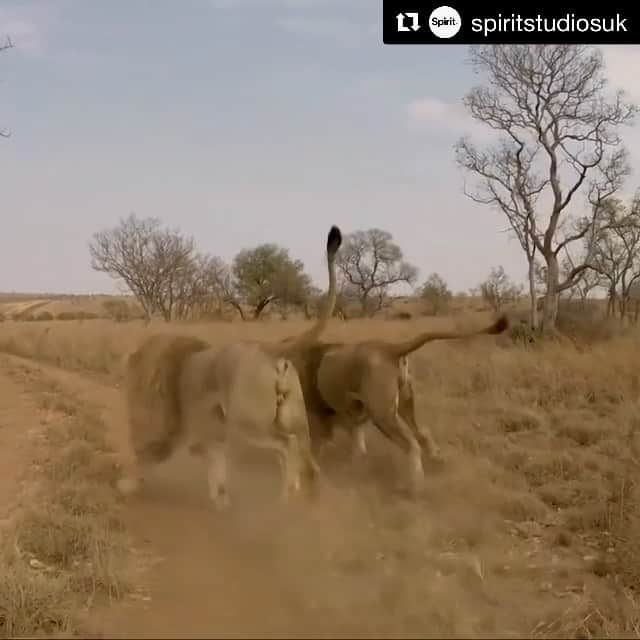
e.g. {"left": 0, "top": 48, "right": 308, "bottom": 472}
{"left": 0, "top": 358, "right": 46, "bottom": 524}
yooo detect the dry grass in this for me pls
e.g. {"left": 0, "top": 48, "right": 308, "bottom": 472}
{"left": 0, "top": 371, "right": 131, "bottom": 638}
{"left": 2, "top": 310, "right": 640, "bottom": 636}
{"left": 0, "top": 313, "right": 504, "bottom": 379}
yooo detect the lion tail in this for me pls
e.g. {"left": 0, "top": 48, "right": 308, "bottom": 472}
{"left": 282, "top": 225, "right": 342, "bottom": 352}
{"left": 386, "top": 314, "right": 509, "bottom": 359}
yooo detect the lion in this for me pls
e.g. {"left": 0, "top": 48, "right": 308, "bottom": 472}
{"left": 118, "top": 225, "right": 342, "bottom": 509}
{"left": 281, "top": 314, "right": 509, "bottom": 493}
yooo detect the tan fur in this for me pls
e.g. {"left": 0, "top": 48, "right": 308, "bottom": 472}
{"left": 284, "top": 314, "right": 510, "bottom": 492}
{"left": 118, "top": 226, "right": 342, "bottom": 508}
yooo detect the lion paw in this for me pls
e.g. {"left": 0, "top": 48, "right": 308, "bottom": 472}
{"left": 117, "top": 476, "right": 140, "bottom": 496}
{"left": 211, "top": 487, "right": 231, "bottom": 510}
{"left": 428, "top": 450, "right": 447, "bottom": 466}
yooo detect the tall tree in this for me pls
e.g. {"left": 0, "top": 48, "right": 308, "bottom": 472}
{"left": 590, "top": 194, "right": 640, "bottom": 320}
{"left": 479, "top": 266, "right": 521, "bottom": 313}
{"left": 559, "top": 254, "right": 602, "bottom": 306}
{"left": 336, "top": 228, "right": 418, "bottom": 316}
{"left": 456, "top": 45, "right": 637, "bottom": 333}
{"left": 232, "top": 243, "right": 311, "bottom": 319}
{"left": 88, "top": 213, "right": 196, "bottom": 321}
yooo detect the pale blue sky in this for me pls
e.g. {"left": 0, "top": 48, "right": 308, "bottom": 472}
{"left": 1, "top": 1, "right": 639, "bottom": 295}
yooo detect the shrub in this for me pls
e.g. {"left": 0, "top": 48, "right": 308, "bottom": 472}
{"left": 56, "top": 311, "right": 99, "bottom": 321}
{"left": 102, "top": 299, "right": 132, "bottom": 322}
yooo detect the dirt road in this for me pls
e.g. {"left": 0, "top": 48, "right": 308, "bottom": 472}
{"left": 0, "top": 353, "right": 596, "bottom": 639}
{"left": 0, "top": 360, "right": 46, "bottom": 524}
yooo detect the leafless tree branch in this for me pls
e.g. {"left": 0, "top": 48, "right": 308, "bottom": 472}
{"left": 336, "top": 228, "right": 418, "bottom": 316}
{"left": 455, "top": 44, "right": 637, "bottom": 331}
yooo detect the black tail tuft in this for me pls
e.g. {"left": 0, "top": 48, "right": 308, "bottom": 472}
{"left": 327, "top": 225, "right": 342, "bottom": 257}
{"left": 488, "top": 313, "right": 509, "bottom": 334}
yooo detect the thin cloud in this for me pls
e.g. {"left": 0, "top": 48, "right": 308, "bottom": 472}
{"left": 209, "top": 0, "right": 374, "bottom": 44}
{"left": 408, "top": 48, "right": 640, "bottom": 148}
{"left": 275, "top": 16, "right": 371, "bottom": 46}
{"left": 0, "top": 5, "right": 50, "bottom": 56}
{"left": 601, "top": 45, "right": 640, "bottom": 103}
{"left": 599, "top": 45, "right": 640, "bottom": 190}
{"left": 406, "top": 96, "right": 491, "bottom": 142}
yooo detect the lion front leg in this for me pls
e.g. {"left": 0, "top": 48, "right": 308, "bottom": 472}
{"left": 282, "top": 435, "right": 303, "bottom": 499}
{"left": 117, "top": 464, "right": 143, "bottom": 497}
{"left": 117, "top": 438, "right": 172, "bottom": 497}
{"left": 351, "top": 421, "right": 370, "bottom": 458}
{"left": 274, "top": 392, "right": 320, "bottom": 501}
{"left": 205, "top": 444, "right": 231, "bottom": 510}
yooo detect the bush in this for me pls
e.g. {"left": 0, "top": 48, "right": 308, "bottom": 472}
{"left": 55, "top": 311, "right": 99, "bottom": 321}
{"left": 35, "top": 311, "right": 54, "bottom": 321}
{"left": 102, "top": 299, "right": 132, "bottom": 322}
{"left": 421, "top": 273, "right": 452, "bottom": 316}
{"left": 507, "top": 321, "right": 537, "bottom": 347}
{"left": 479, "top": 266, "right": 522, "bottom": 312}
{"left": 555, "top": 300, "right": 622, "bottom": 343}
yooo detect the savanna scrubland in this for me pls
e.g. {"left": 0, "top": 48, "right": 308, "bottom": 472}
{"left": 4, "top": 40, "right": 640, "bottom": 639}
{"left": 2, "top": 299, "right": 640, "bottom": 638}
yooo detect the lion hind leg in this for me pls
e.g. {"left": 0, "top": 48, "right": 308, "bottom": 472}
{"left": 398, "top": 378, "right": 442, "bottom": 461}
{"left": 274, "top": 383, "right": 320, "bottom": 497}
{"left": 366, "top": 393, "right": 424, "bottom": 493}
{"left": 268, "top": 431, "right": 304, "bottom": 503}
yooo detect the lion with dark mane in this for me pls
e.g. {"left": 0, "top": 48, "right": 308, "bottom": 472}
{"left": 118, "top": 226, "right": 342, "bottom": 508}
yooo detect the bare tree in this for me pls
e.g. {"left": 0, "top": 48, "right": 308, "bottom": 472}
{"left": 151, "top": 231, "right": 196, "bottom": 321}
{"left": 560, "top": 254, "right": 601, "bottom": 306}
{"left": 421, "top": 272, "right": 452, "bottom": 316}
{"left": 535, "top": 251, "right": 600, "bottom": 306}
{"left": 628, "top": 282, "right": 640, "bottom": 325}
{"left": 217, "top": 263, "right": 246, "bottom": 320}
{"left": 303, "top": 285, "right": 323, "bottom": 320}
{"left": 336, "top": 228, "right": 418, "bottom": 316}
{"left": 88, "top": 213, "right": 196, "bottom": 322}
{"left": 232, "top": 243, "right": 312, "bottom": 319}
{"left": 590, "top": 194, "right": 640, "bottom": 320}
{"left": 455, "top": 45, "right": 637, "bottom": 333}
{"left": 187, "top": 254, "right": 234, "bottom": 319}
{"left": 479, "top": 265, "right": 521, "bottom": 312}
{"left": 102, "top": 298, "right": 132, "bottom": 322}
{"left": 158, "top": 253, "right": 213, "bottom": 321}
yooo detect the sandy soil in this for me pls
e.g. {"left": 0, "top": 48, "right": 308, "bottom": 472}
{"left": 0, "top": 361, "right": 45, "bottom": 524}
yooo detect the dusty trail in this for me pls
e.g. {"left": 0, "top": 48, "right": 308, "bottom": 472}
{"left": 0, "top": 352, "right": 583, "bottom": 639}
{"left": 0, "top": 355, "right": 354, "bottom": 638}
{"left": 0, "top": 359, "right": 46, "bottom": 523}
{"left": 0, "top": 354, "right": 438, "bottom": 638}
